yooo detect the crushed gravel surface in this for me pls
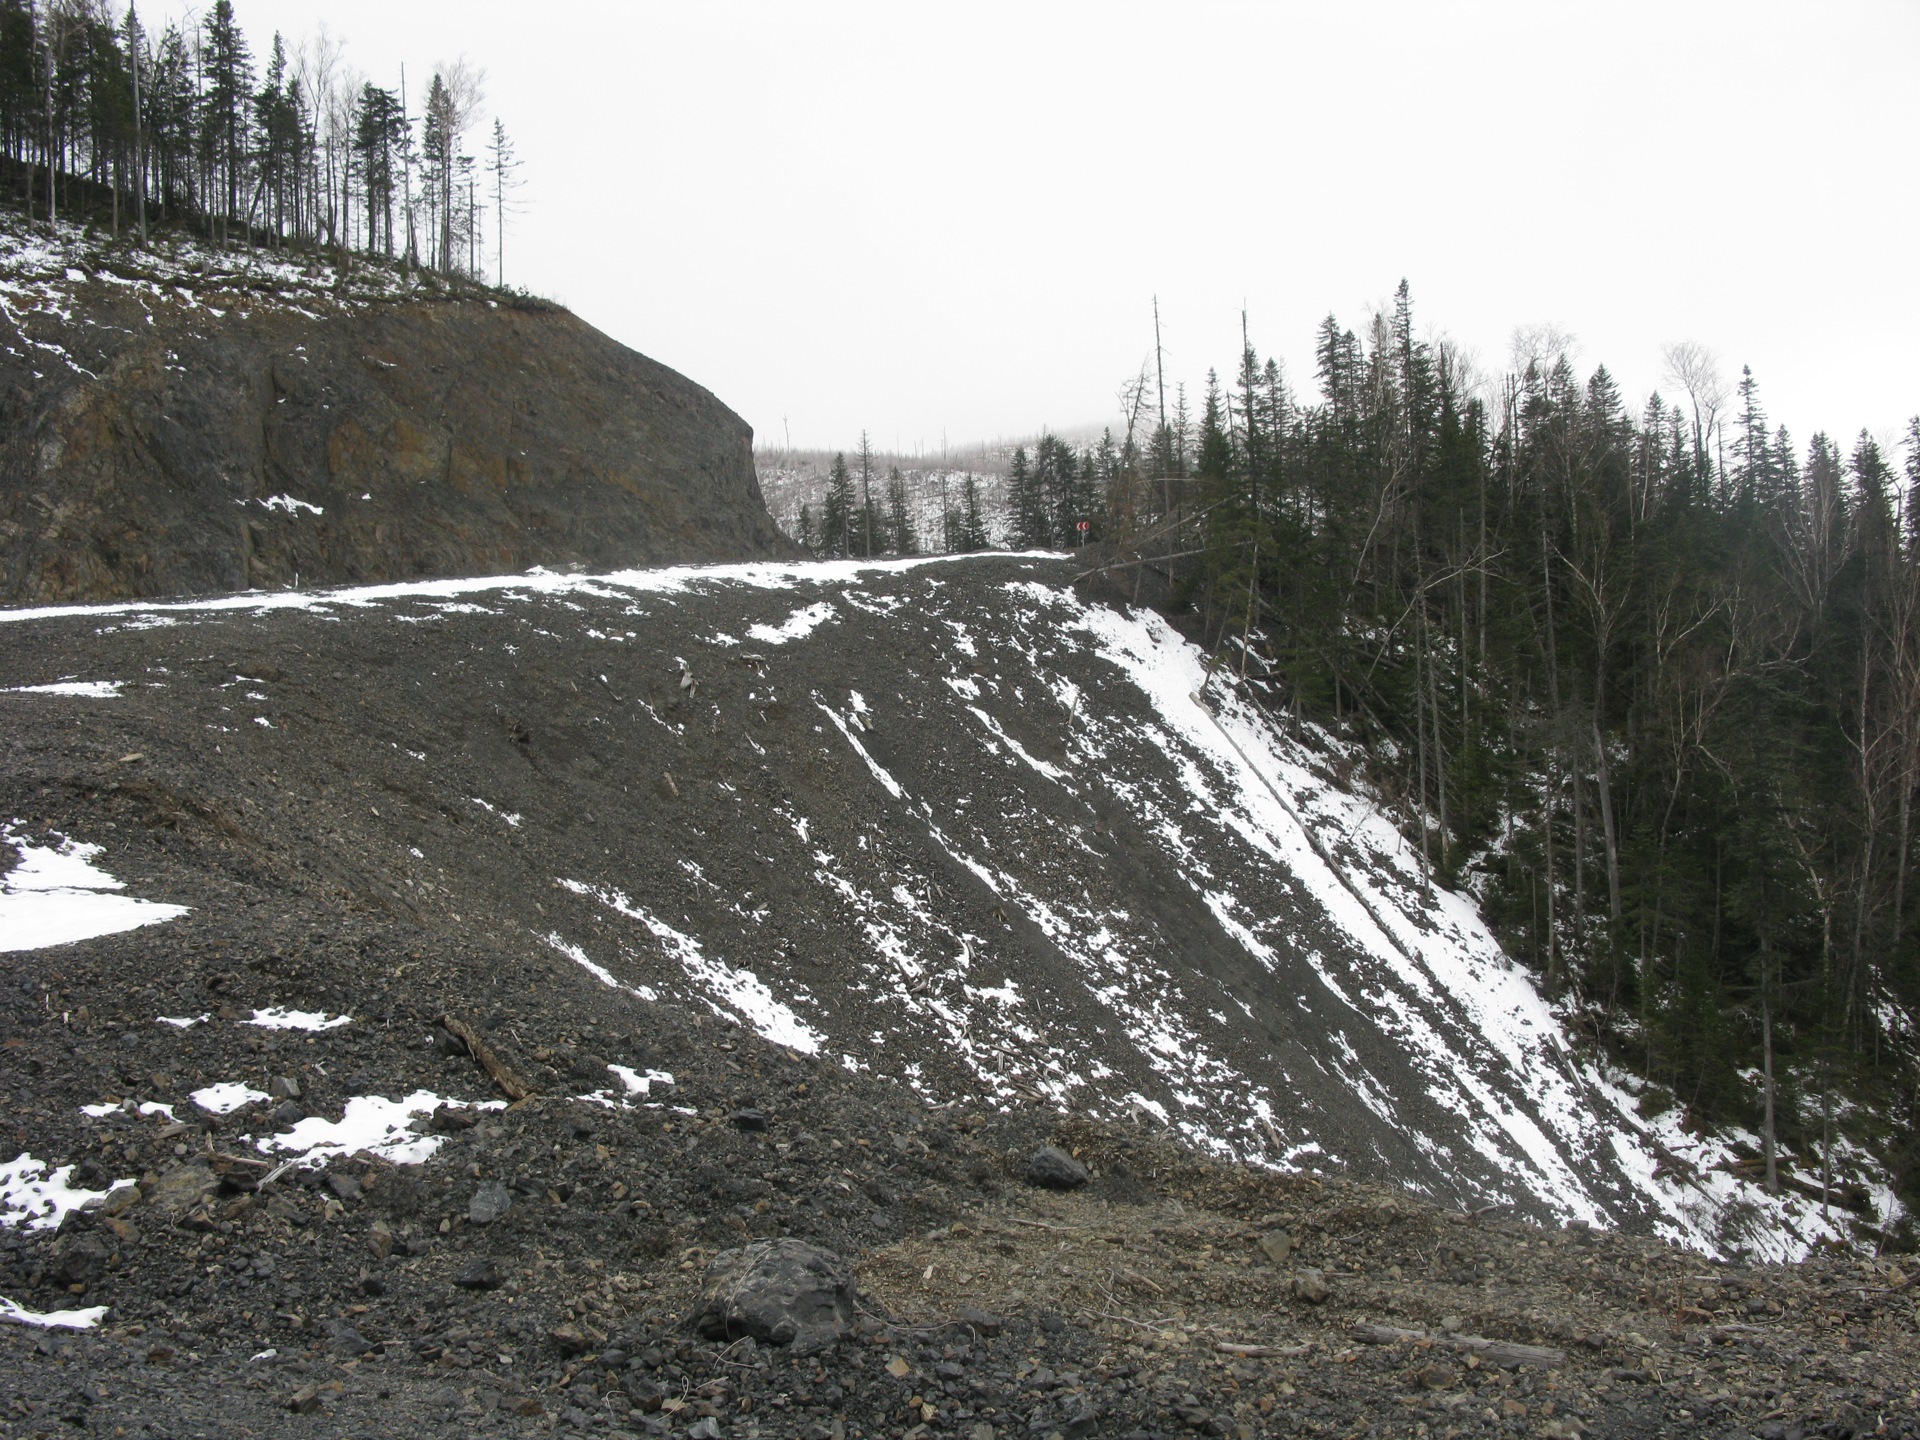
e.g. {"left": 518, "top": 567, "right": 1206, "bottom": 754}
{"left": 0, "top": 555, "right": 1911, "bottom": 1436}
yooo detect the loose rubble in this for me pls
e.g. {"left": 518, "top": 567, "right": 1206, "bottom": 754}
{"left": 0, "top": 555, "right": 1912, "bottom": 1434}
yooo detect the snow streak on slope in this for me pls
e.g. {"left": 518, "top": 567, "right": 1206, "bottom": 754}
{"left": 0, "top": 552, "right": 1877, "bottom": 1259}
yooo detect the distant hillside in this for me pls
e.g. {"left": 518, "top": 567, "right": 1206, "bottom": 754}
{"left": 0, "top": 213, "right": 791, "bottom": 604}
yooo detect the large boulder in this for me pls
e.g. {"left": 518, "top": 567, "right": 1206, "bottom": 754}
{"left": 690, "top": 1239, "right": 859, "bottom": 1355}
{"left": 1024, "top": 1144, "right": 1090, "bottom": 1190}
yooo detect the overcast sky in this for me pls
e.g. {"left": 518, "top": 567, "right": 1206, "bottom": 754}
{"left": 199, "top": 1, "right": 1914, "bottom": 458}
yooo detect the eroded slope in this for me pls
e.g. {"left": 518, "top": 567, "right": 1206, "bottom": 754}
{"left": 0, "top": 554, "right": 1873, "bottom": 1262}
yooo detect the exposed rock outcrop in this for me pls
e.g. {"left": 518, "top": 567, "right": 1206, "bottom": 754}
{"left": 0, "top": 217, "right": 789, "bottom": 604}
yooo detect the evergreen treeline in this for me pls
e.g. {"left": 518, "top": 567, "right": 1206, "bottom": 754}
{"left": 795, "top": 429, "right": 1126, "bottom": 559}
{"left": 1119, "top": 283, "right": 1920, "bottom": 1204}
{"left": 0, "top": 0, "right": 521, "bottom": 280}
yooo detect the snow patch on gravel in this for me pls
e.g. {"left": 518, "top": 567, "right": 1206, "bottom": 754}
{"left": 244, "top": 1007, "right": 351, "bottom": 1031}
{"left": 560, "top": 879, "right": 824, "bottom": 1054}
{"left": 3, "top": 680, "right": 122, "bottom": 697}
{"left": 191, "top": 1083, "right": 269, "bottom": 1115}
{"left": 0, "top": 1296, "right": 109, "bottom": 1329}
{"left": 0, "top": 822, "right": 189, "bottom": 952}
{"left": 0, "top": 1155, "right": 132, "bottom": 1232}
{"left": 251, "top": 1091, "right": 505, "bottom": 1167}
{"left": 747, "top": 600, "right": 836, "bottom": 645}
{"left": 80, "top": 1101, "right": 174, "bottom": 1121}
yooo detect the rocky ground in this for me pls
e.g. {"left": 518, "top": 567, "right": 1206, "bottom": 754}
{"left": 0, "top": 555, "right": 1914, "bottom": 1437}
{"left": 3, "top": 1073, "right": 1915, "bottom": 1439}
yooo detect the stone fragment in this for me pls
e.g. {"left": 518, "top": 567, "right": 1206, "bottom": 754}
{"left": 98, "top": 1185, "right": 140, "bottom": 1218}
{"left": 141, "top": 1161, "right": 218, "bottom": 1218}
{"left": 1258, "top": 1230, "right": 1292, "bottom": 1265}
{"left": 727, "top": 1107, "right": 769, "bottom": 1132}
{"left": 1023, "top": 1145, "right": 1089, "bottom": 1190}
{"left": 691, "top": 1238, "right": 860, "bottom": 1355}
{"left": 955, "top": 1306, "right": 1005, "bottom": 1337}
{"left": 1291, "top": 1268, "right": 1330, "bottom": 1304}
{"left": 468, "top": 1180, "right": 512, "bottom": 1225}
{"left": 454, "top": 1258, "right": 502, "bottom": 1291}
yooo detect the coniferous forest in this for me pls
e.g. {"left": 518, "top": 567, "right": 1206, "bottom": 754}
{"left": 0, "top": 0, "right": 520, "bottom": 281}
{"left": 798, "top": 285, "right": 1920, "bottom": 1207}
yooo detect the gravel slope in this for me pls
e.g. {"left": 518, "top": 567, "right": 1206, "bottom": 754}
{"left": 0, "top": 554, "right": 1911, "bottom": 1437}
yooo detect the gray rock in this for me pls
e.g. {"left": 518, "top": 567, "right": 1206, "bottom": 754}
{"left": 469, "top": 1180, "right": 512, "bottom": 1225}
{"left": 691, "top": 1238, "right": 860, "bottom": 1355}
{"left": 955, "top": 1306, "right": 1005, "bottom": 1337}
{"left": 46, "top": 1234, "right": 110, "bottom": 1286}
{"left": 269, "top": 1099, "right": 305, "bottom": 1126}
{"left": 141, "top": 1161, "right": 218, "bottom": 1218}
{"left": 0, "top": 277, "right": 785, "bottom": 607}
{"left": 97, "top": 1184, "right": 141, "bottom": 1218}
{"left": 726, "top": 1107, "right": 769, "bottom": 1132}
{"left": 1292, "top": 1268, "right": 1330, "bottom": 1304}
{"left": 1023, "top": 1145, "right": 1089, "bottom": 1190}
{"left": 453, "top": 1258, "right": 501, "bottom": 1291}
{"left": 268, "top": 1075, "right": 301, "bottom": 1100}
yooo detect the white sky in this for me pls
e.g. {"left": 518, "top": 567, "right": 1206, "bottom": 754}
{"left": 211, "top": 1, "right": 1915, "bottom": 459}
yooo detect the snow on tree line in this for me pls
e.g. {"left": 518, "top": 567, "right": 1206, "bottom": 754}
{"left": 0, "top": 0, "right": 523, "bottom": 285}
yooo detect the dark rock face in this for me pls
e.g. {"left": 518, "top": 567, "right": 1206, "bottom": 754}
{"left": 0, "top": 249, "right": 790, "bottom": 604}
{"left": 691, "top": 1239, "right": 860, "bottom": 1355}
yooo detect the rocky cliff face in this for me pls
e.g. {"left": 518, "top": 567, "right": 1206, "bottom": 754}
{"left": 0, "top": 215, "right": 789, "bottom": 604}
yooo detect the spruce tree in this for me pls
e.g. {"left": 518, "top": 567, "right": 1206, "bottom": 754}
{"left": 856, "top": 432, "right": 877, "bottom": 558}
{"left": 201, "top": 0, "right": 251, "bottom": 238}
{"left": 884, "top": 466, "right": 916, "bottom": 555}
{"left": 822, "top": 453, "right": 854, "bottom": 558}
{"left": 960, "top": 474, "right": 989, "bottom": 552}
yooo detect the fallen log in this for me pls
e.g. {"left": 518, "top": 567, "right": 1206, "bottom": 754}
{"left": 1351, "top": 1323, "right": 1564, "bottom": 1370}
{"left": 1214, "top": 1342, "right": 1310, "bottom": 1359}
{"left": 439, "top": 1014, "right": 535, "bottom": 1101}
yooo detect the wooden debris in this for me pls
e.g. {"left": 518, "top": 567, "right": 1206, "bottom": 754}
{"left": 1214, "top": 1341, "right": 1309, "bottom": 1359}
{"left": 1351, "top": 1323, "right": 1564, "bottom": 1370}
{"left": 439, "top": 1013, "right": 535, "bottom": 1101}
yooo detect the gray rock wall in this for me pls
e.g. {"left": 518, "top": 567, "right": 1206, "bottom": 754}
{"left": 0, "top": 244, "right": 790, "bottom": 604}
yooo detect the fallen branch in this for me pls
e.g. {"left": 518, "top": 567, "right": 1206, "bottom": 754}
{"left": 1004, "top": 1217, "right": 1082, "bottom": 1233}
{"left": 1350, "top": 1324, "right": 1564, "bottom": 1370}
{"left": 1215, "top": 1342, "right": 1309, "bottom": 1359}
{"left": 440, "top": 1014, "right": 535, "bottom": 1101}
{"left": 1082, "top": 1307, "right": 1179, "bottom": 1331}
